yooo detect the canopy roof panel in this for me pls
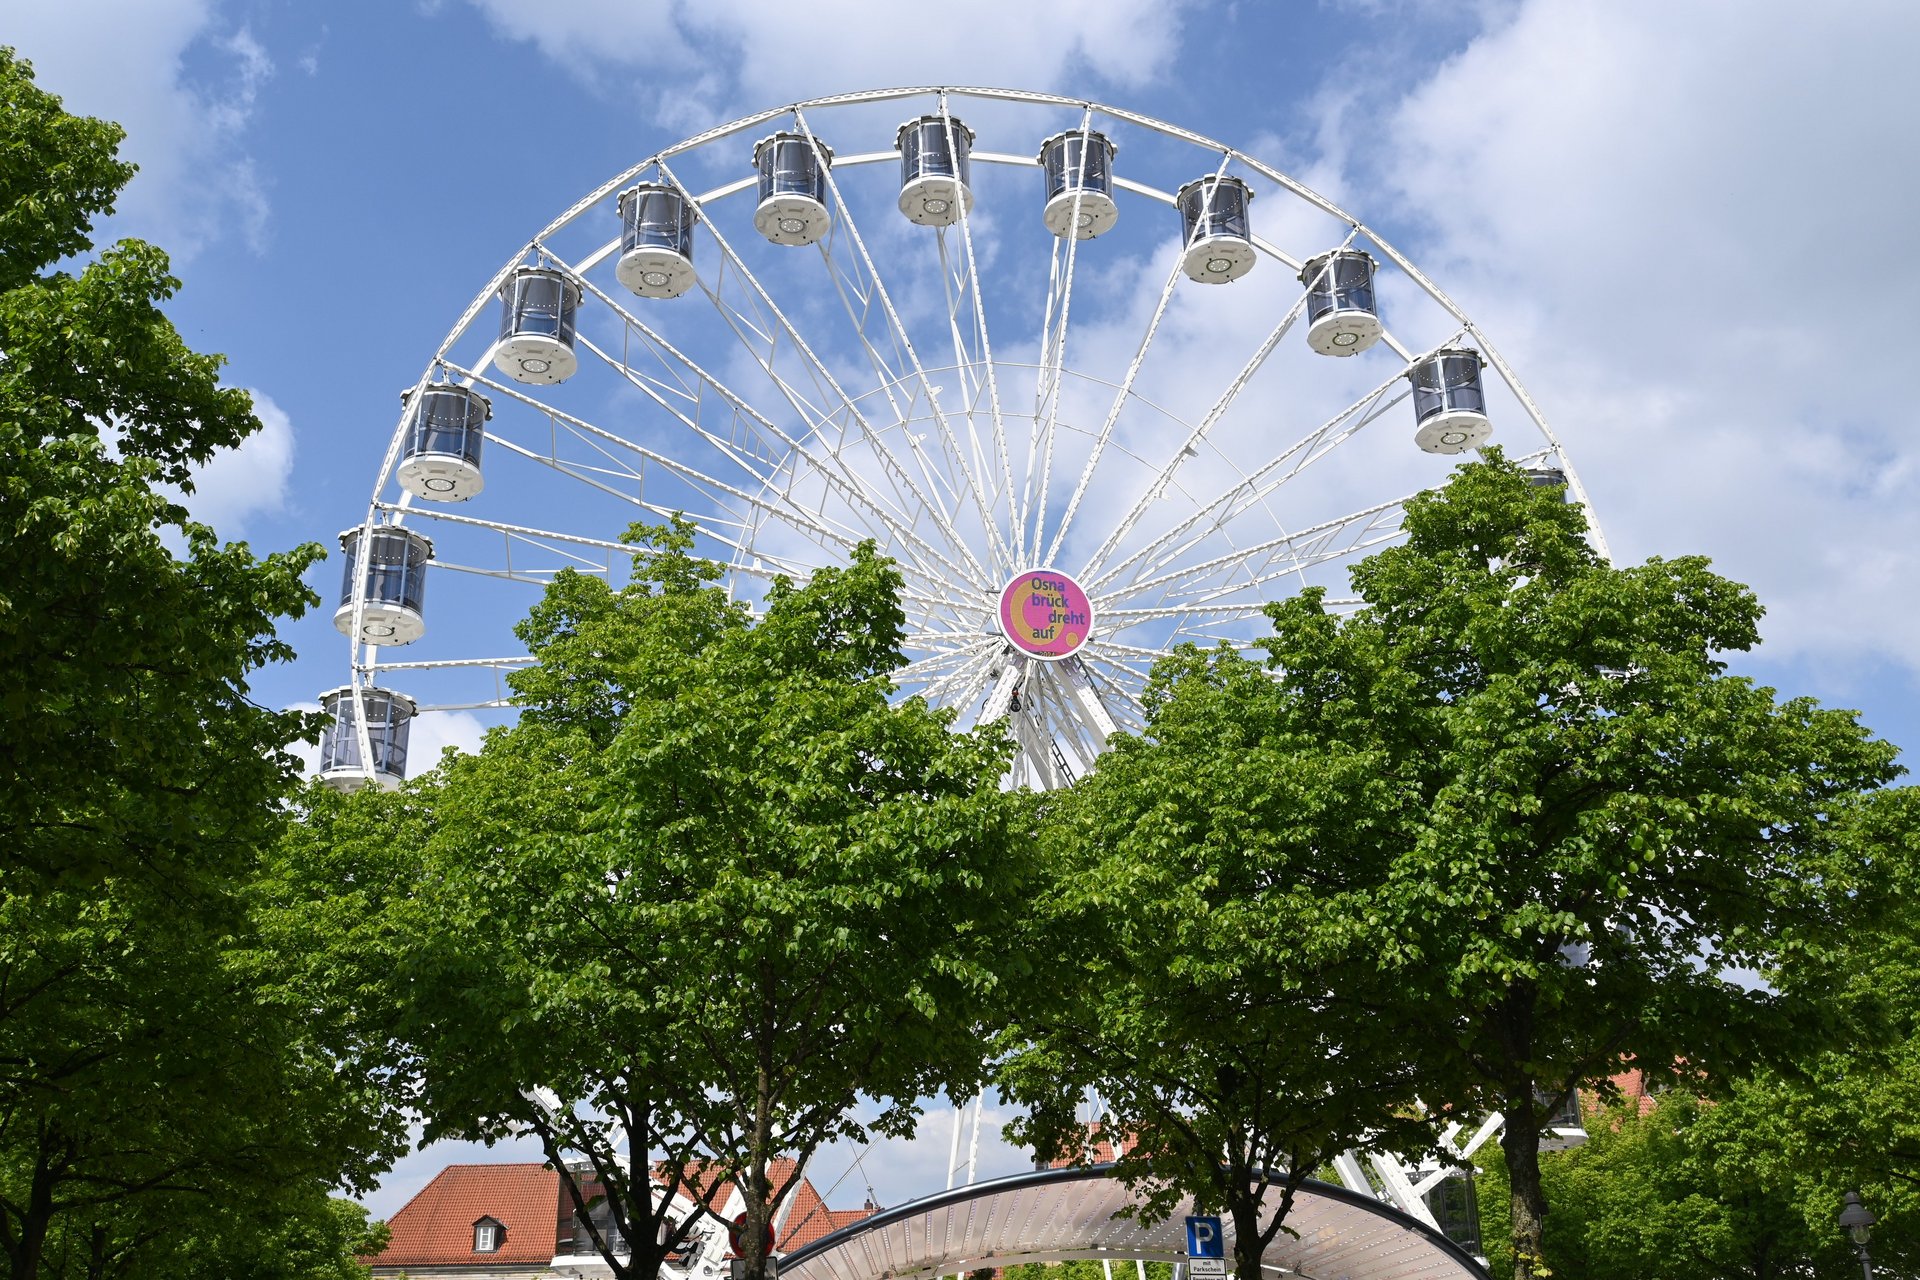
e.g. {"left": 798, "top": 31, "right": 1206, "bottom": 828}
{"left": 782, "top": 1167, "right": 1486, "bottom": 1280}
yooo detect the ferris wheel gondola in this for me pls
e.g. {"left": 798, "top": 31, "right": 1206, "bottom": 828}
{"left": 324, "top": 86, "right": 1603, "bottom": 796}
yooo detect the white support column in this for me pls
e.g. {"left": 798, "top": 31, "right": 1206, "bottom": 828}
{"left": 979, "top": 656, "right": 1026, "bottom": 724}
{"left": 1058, "top": 656, "right": 1115, "bottom": 751}
{"left": 1367, "top": 1152, "right": 1442, "bottom": 1230}
{"left": 1331, "top": 1152, "right": 1372, "bottom": 1197}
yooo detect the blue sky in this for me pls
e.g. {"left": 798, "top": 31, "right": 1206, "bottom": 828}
{"left": 12, "top": 0, "right": 1920, "bottom": 1222}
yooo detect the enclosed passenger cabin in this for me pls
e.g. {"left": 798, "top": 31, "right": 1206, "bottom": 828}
{"left": 1299, "top": 249, "right": 1382, "bottom": 356}
{"left": 1037, "top": 129, "right": 1118, "bottom": 240}
{"left": 333, "top": 525, "right": 432, "bottom": 645}
{"left": 1408, "top": 348, "right": 1492, "bottom": 454}
{"left": 1176, "top": 175, "right": 1256, "bottom": 284}
{"left": 896, "top": 115, "right": 975, "bottom": 227}
{"left": 752, "top": 132, "right": 834, "bottom": 246}
{"left": 493, "top": 267, "right": 581, "bottom": 385}
{"left": 397, "top": 384, "right": 491, "bottom": 502}
{"left": 617, "top": 183, "right": 699, "bottom": 299}
{"left": 1525, "top": 466, "right": 1569, "bottom": 499}
{"left": 317, "top": 685, "right": 417, "bottom": 791}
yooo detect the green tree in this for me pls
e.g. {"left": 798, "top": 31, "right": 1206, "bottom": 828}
{"left": 0, "top": 50, "right": 313, "bottom": 893}
{"left": 0, "top": 49, "right": 391, "bottom": 1280}
{"left": 1473, "top": 785, "right": 1920, "bottom": 1280}
{"left": 1253, "top": 452, "right": 1899, "bottom": 1278}
{"left": 1003, "top": 1261, "right": 1175, "bottom": 1280}
{"left": 998, "top": 635, "right": 1447, "bottom": 1280}
{"left": 1474, "top": 1086, "right": 1915, "bottom": 1280}
{"left": 271, "top": 527, "right": 1030, "bottom": 1280}
{"left": 27, "top": 1189, "right": 387, "bottom": 1280}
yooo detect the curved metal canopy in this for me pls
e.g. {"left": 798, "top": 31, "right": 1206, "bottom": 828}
{"left": 781, "top": 1166, "right": 1486, "bottom": 1280}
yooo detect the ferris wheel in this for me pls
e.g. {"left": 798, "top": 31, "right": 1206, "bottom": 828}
{"left": 317, "top": 86, "right": 1603, "bottom": 793}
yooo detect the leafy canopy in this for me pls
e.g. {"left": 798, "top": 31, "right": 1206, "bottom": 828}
{"left": 998, "top": 572, "right": 1450, "bottom": 1280}
{"left": 0, "top": 47, "right": 387, "bottom": 1280}
{"left": 273, "top": 524, "right": 1030, "bottom": 1280}
{"left": 1254, "top": 451, "right": 1899, "bottom": 1277}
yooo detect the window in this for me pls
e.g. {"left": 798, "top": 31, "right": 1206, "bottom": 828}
{"left": 1423, "top": 1172, "right": 1482, "bottom": 1256}
{"left": 1537, "top": 1087, "right": 1584, "bottom": 1131}
{"left": 474, "top": 1217, "right": 505, "bottom": 1253}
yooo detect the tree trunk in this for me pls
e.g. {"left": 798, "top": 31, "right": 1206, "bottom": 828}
{"left": 1229, "top": 1194, "right": 1267, "bottom": 1280}
{"left": 1501, "top": 1095, "right": 1548, "bottom": 1280}
{"left": 742, "top": 1014, "right": 775, "bottom": 1280}
{"left": 7, "top": 1137, "right": 59, "bottom": 1280}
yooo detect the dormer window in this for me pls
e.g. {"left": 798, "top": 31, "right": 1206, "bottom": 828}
{"left": 473, "top": 1216, "right": 505, "bottom": 1253}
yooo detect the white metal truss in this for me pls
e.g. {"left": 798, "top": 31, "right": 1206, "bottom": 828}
{"left": 333, "top": 90, "right": 1606, "bottom": 1234}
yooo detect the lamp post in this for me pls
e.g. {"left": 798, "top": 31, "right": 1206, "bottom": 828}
{"left": 1838, "top": 1191, "right": 1877, "bottom": 1280}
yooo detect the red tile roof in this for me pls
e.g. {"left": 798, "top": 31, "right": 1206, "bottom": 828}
{"left": 368, "top": 1159, "right": 875, "bottom": 1269}
{"left": 370, "top": 1163, "right": 562, "bottom": 1268}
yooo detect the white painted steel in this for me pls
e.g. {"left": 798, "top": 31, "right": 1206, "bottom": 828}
{"left": 338, "top": 83, "right": 1603, "bottom": 815}
{"left": 779, "top": 1168, "right": 1485, "bottom": 1280}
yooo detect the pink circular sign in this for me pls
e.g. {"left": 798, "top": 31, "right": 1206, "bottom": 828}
{"left": 998, "top": 569, "right": 1094, "bottom": 660}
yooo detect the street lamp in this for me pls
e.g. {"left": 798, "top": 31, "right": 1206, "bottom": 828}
{"left": 1838, "top": 1191, "right": 1877, "bottom": 1280}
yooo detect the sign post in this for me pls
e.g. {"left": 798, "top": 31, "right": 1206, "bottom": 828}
{"left": 1185, "top": 1215, "right": 1225, "bottom": 1277}
{"left": 728, "top": 1213, "right": 779, "bottom": 1280}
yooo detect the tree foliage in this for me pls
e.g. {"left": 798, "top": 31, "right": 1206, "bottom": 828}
{"left": 997, "top": 627, "right": 1448, "bottom": 1280}
{"left": 0, "top": 45, "right": 315, "bottom": 891}
{"left": 1002, "top": 452, "right": 1899, "bottom": 1280}
{"left": 1470, "top": 784, "right": 1920, "bottom": 1280}
{"left": 270, "top": 527, "right": 1031, "bottom": 1280}
{"left": 1246, "top": 452, "right": 1901, "bottom": 1278}
{"left": 0, "top": 48, "right": 390, "bottom": 1280}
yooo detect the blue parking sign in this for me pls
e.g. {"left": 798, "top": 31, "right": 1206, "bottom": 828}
{"left": 1185, "top": 1216, "right": 1223, "bottom": 1259}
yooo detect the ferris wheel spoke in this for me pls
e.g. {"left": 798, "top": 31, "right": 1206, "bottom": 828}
{"left": 568, "top": 267, "right": 934, "bottom": 537}
{"left": 653, "top": 160, "right": 995, "bottom": 590}
{"left": 1077, "top": 230, "right": 1361, "bottom": 583}
{"left": 1027, "top": 686, "right": 1092, "bottom": 779}
{"left": 1042, "top": 150, "right": 1235, "bottom": 568}
{"left": 376, "top": 503, "right": 783, "bottom": 589}
{"left": 929, "top": 653, "right": 1003, "bottom": 716}
{"left": 1101, "top": 602, "right": 1273, "bottom": 624}
{"left": 933, "top": 233, "right": 1002, "bottom": 538}
{"left": 1025, "top": 111, "right": 1099, "bottom": 561}
{"left": 1103, "top": 496, "right": 1409, "bottom": 609}
{"left": 445, "top": 362, "right": 884, "bottom": 573}
{"left": 895, "top": 637, "right": 998, "bottom": 678}
{"left": 576, "top": 298, "right": 990, "bottom": 598}
{"left": 940, "top": 99, "right": 1020, "bottom": 568}
{"left": 1032, "top": 672, "right": 1100, "bottom": 780}
{"left": 1084, "top": 358, "right": 1423, "bottom": 597}
{"left": 792, "top": 107, "right": 1015, "bottom": 580}
{"left": 1084, "top": 639, "right": 1175, "bottom": 665}
{"left": 806, "top": 217, "right": 987, "bottom": 539}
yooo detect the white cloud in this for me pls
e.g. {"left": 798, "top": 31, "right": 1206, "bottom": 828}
{"left": 1318, "top": 0, "right": 1920, "bottom": 680}
{"left": 462, "top": 0, "right": 1194, "bottom": 124}
{"left": 408, "top": 707, "right": 491, "bottom": 767}
{"left": 7, "top": 1, "right": 274, "bottom": 259}
{"left": 174, "top": 388, "right": 296, "bottom": 536}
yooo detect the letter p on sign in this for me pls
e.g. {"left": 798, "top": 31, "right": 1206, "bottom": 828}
{"left": 1185, "top": 1216, "right": 1223, "bottom": 1259}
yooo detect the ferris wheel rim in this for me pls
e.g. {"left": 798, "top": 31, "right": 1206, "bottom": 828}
{"left": 332, "top": 85, "right": 1604, "bottom": 792}
{"left": 400, "top": 86, "right": 1604, "bottom": 554}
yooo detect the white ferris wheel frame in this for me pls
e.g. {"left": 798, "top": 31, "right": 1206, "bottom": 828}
{"left": 339, "top": 83, "right": 1608, "bottom": 794}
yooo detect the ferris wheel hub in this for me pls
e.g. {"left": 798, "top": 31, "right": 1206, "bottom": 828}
{"left": 998, "top": 570, "right": 1095, "bottom": 661}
